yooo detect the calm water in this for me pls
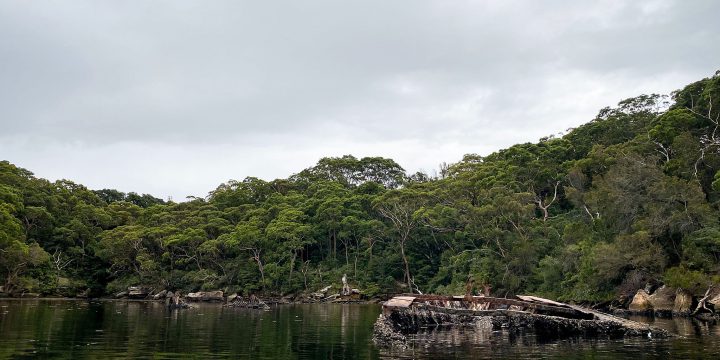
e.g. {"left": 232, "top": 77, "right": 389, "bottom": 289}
{"left": 1, "top": 300, "right": 719, "bottom": 359}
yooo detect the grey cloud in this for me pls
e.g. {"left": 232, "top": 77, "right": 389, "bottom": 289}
{"left": 1, "top": 0, "right": 719, "bottom": 198}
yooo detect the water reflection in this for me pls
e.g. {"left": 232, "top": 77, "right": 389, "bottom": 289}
{"left": 379, "top": 315, "right": 720, "bottom": 359}
{"left": 2, "top": 300, "right": 720, "bottom": 359}
{"left": 0, "top": 300, "right": 380, "bottom": 359}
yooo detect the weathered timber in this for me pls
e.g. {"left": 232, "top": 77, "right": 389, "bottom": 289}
{"left": 387, "top": 294, "right": 594, "bottom": 320}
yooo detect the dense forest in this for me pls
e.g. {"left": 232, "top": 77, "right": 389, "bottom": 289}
{"left": 2, "top": 72, "right": 720, "bottom": 303}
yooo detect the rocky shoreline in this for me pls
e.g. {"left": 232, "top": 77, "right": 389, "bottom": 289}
{"left": 0, "top": 285, "right": 377, "bottom": 307}
{"left": 612, "top": 285, "right": 720, "bottom": 321}
{"left": 5, "top": 283, "right": 720, "bottom": 321}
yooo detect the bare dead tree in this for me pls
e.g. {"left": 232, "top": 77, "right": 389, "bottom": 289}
{"left": 653, "top": 141, "right": 672, "bottom": 163}
{"left": 240, "top": 247, "right": 265, "bottom": 287}
{"left": 692, "top": 285, "right": 716, "bottom": 316}
{"left": 300, "top": 260, "right": 311, "bottom": 290}
{"left": 686, "top": 94, "right": 720, "bottom": 177}
{"left": 410, "top": 277, "right": 423, "bottom": 295}
{"left": 377, "top": 199, "right": 419, "bottom": 293}
{"left": 52, "top": 249, "right": 74, "bottom": 273}
{"left": 534, "top": 182, "right": 560, "bottom": 222}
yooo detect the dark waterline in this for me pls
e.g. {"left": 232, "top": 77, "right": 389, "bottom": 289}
{"left": 1, "top": 300, "right": 720, "bottom": 359}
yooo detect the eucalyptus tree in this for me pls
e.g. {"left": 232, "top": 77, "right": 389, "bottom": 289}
{"left": 265, "top": 207, "right": 311, "bottom": 290}
{"left": 218, "top": 213, "right": 271, "bottom": 287}
{"left": 374, "top": 189, "right": 426, "bottom": 293}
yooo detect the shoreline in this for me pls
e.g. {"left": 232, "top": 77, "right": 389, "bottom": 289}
{"left": 0, "top": 296, "right": 381, "bottom": 305}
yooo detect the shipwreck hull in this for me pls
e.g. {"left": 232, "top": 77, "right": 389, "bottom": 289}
{"left": 374, "top": 294, "right": 669, "bottom": 348}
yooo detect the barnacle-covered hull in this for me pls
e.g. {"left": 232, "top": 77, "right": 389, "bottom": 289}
{"left": 374, "top": 294, "right": 669, "bottom": 348}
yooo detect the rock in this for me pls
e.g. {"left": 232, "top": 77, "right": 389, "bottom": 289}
{"left": 628, "top": 289, "right": 652, "bottom": 312}
{"left": 186, "top": 291, "right": 224, "bottom": 302}
{"left": 311, "top": 286, "right": 332, "bottom": 299}
{"left": 127, "top": 286, "right": 149, "bottom": 299}
{"left": 165, "top": 291, "right": 174, "bottom": 299}
{"left": 205, "top": 290, "right": 224, "bottom": 301}
{"left": 152, "top": 290, "right": 168, "bottom": 300}
{"left": 167, "top": 291, "right": 192, "bottom": 309}
{"left": 673, "top": 289, "right": 693, "bottom": 316}
{"left": 708, "top": 292, "right": 720, "bottom": 308}
{"left": 115, "top": 291, "right": 128, "bottom": 299}
{"left": 648, "top": 286, "right": 676, "bottom": 315}
{"left": 227, "top": 293, "right": 238, "bottom": 303}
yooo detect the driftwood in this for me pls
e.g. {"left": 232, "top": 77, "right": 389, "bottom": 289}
{"left": 691, "top": 286, "right": 715, "bottom": 317}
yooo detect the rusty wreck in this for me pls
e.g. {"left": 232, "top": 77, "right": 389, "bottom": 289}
{"left": 373, "top": 294, "right": 669, "bottom": 348}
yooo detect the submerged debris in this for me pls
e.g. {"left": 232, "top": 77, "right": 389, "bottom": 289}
{"left": 225, "top": 295, "right": 270, "bottom": 310}
{"left": 374, "top": 294, "right": 669, "bottom": 348}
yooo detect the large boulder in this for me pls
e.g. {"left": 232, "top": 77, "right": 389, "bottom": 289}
{"left": 708, "top": 290, "right": 720, "bottom": 308}
{"left": 127, "top": 286, "right": 149, "bottom": 299}
{"left": 628, "top": 289, "right": 652, "bottom": 312}
{"left": 673, "top": 289, "right": 693, "bottom": 316}
{"left": 186, "top": 291, "right": 224, "bottom": 302}
{"left": 648, "top": 286, "right": 676, "bottom": 315}
{"left": 311, "top": 285, "right": 332, "bottom": 299}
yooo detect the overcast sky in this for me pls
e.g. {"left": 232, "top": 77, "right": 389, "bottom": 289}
{"left": 1, "top": 0, "right": 719, "bottom": 200}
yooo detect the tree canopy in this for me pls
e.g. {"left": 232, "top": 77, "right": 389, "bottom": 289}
{"left": 2, "top": 72, "right": 720, "bottom": 301}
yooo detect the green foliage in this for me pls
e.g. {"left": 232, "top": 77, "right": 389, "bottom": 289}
{"left": 3, "top": 73, "right": 720, "bottom": 300}
{"left": 663, "top": 266, "right": 719, "bottom": 294}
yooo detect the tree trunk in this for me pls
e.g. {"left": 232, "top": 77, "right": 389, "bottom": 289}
{"left": 344, "top": 240, "right": 350, "bottom": 267}
{"left": 692, "top": 286, "right": 714, "bottom": 316}
{"left": 289, "top": 251, "right": 297, "bottom": 284}
{"left": 253, "top": 251, "right": 265, "bottom": 288}
{"left": 353, "top": 244, "right": 359, "bottom": 279}
{"left": 399, "top": 241, "right": 412, "bottom": 292}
